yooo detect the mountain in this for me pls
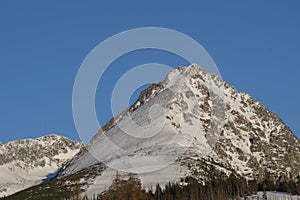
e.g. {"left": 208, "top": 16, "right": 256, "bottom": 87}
{"left": 0, "top": 134, "right": 83, "bottom": 197}
{"left": 3, "top": 64, "right": 300, "bottom": 199}
{"left": 59, "top": 64, "right": 300, "bottom": 197}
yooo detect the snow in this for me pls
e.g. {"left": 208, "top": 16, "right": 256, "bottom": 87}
{"left": 84, "top": 168, "right": 115, "bottom": 198}
{"left": 53, "top": 148, "right": 79, "bottom": 160}
{"left": 0, "top": 162, "right": 58, "bottom": 197}
{"left": 84, "top": 164, "right": 185, "bottom": 198}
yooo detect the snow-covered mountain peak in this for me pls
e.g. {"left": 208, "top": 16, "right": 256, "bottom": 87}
{"left": 0, "top": 134, "right": 82, "bottom": 167}
{"left": 57, "top": 64, "right": 300, "bottom": 198}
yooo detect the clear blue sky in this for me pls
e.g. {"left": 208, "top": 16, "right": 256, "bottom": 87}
{"left": 0, "top": 1, "right": 299, "bottom": 143}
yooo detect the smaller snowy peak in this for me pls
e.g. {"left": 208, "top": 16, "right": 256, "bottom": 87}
{"left": 0, "top": 134, "right": 83, "bottom": 168}
{"left": 0, "top": 134, "right": 83, "bottom": 197}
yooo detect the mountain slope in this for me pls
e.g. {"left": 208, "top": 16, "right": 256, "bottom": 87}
{"left": 0, "top": 134, "right": 83, "bottom": 197}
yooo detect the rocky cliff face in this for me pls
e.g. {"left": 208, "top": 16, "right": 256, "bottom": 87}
{"left": 0, "top": 134, "right": 83, "bottom": 197}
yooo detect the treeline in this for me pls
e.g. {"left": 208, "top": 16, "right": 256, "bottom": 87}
{"left": 84, "top": 173, "right": 253, "bottom": 200}
{"left": 147, "top": 175, "right": 248, "bottom": 200}
{"left": 84, "top": 173, "right": 300, "bottom": 200}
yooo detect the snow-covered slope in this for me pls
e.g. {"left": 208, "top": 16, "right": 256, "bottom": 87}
{"left": 58, "top": 64, "right": 300, "bottom": 198}
{"left": 62, "top": 65, "right": 222, "bottom": 172}
{"left": 0, "top": 134, "right": 83, "bottom": 197}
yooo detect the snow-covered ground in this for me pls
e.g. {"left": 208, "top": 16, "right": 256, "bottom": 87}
{"left": 84, "top": 164, "right": 184, "bottom": 198}
{"left": 244, "top": 192, "right": 300, "bottom": 200}
{"left": 0, "top": 163, "right": 59, "bottom": 197}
